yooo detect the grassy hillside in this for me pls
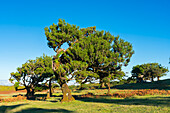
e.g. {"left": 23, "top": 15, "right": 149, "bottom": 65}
{"left": 112, "top": 79, "right": 170, "bottom": 90}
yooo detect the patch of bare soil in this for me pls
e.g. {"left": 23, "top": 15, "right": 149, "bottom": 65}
{"left": 0, "top": 90, "right": 26, "bottom": 94}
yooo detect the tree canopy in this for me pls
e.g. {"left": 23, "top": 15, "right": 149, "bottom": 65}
{"left": 66, "top": 31, "right": 134, "bottom": 93}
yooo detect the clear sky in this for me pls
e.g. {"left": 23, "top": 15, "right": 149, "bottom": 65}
{"left": 0, "top": 0, "right": 170, "bottom": 81}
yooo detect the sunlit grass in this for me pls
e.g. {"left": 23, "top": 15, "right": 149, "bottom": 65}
{"left": 0, "top": 94, "right": 170, "bottom": 113}
{"left": 0, "top": 81, "right": 170, "bottom": 113}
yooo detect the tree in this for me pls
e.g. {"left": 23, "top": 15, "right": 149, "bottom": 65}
{"left": 67, "top": 31, "right": 134, "bottom": 94}
{"left": 9, "top": 54, "right": 53, "bottom": 97}
{"left": 44, "top": 19, "right": 97, "bottom": 102}
{"left": 131, "top": 63, "right": 169, "bottom": 82}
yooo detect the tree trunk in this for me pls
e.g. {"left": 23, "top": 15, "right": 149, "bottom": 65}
{"left": 107, "top": 83, "right": 111, "bottom": 95}
{"left": 49, "top": 79, "right": 52, "bottom": 97}
{"left": 31, "top": 89, "right": 35, "bottom": 96}
{"left": 157, "top": 76, "right": 160, "bottom": 81}
{"left": 99, "top": 79, "right": 105, "bottom": 88}
{"left": 61, "top": 83, "right": 75, "bottom": 102}
{"left": 79, "top": 83, "right": 84, "bottom": 90}
{"left": 151, "top": 77, "right": 154, "bottom": 82}
{"left": 26, "top": 88, "right": 31, "bottom": 96}
{"left": 26, "top": 87, "right": 35, "bottom": 96}
{"left": 101, "top": 82, "right": 105, "bottom": 88}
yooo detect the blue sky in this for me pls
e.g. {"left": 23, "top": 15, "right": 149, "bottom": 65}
{"left": 0, "top": 0, "right": 170, "bottom": 80}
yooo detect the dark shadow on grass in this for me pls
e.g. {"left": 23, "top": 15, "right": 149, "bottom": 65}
{"left": 34, "top": 94, "right": 62, "bottom": 97}
{"left": 16, "top": 108, "right": 75, "bottom": 113}
{"left": 74, "top": 95, "right": 170, "bottom": 107}
{"left": 0, "top": 104, "right": 28, "bottom": 113}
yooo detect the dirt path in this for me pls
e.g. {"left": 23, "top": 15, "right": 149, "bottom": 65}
{"left": 0, "top": 90, "right": 27, "bottom": 94}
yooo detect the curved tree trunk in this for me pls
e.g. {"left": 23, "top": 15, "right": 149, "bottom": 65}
{"left": 61, "top": 83, "right": 75, "bottom": 102}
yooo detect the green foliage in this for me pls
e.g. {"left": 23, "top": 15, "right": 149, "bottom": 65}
{"left": 68, "top": 31, "right": 134, "bottom": 85}
{"left": 34, "top": 84, "right": 49, "bottom": 92}
{"left": 44, "top": 19, "right": 134, "bottom": 95}
{"left": 10, "top": 54, "right": 53, "bottom": 95}
{"left": 14, "top": 82, "right": 19, "bottom": 89}
{"left": 44, "top": 19, "right": 85, "bottom": 52}
{"left": 45, "top": 19, "right": 96, "bottom": 87}
{"left": 131, "top": 63, "right": 169, "bottom": 82}
{"left": 69, "top": 85, "right": 79, "bottom": 90}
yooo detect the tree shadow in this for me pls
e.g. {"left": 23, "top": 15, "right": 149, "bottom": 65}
{"left": 0, "top": 103, "right": 74, "bottom": 113}
{"left": 16, "top": 108, "right": 75, "bottom": 113}
{"left": 0, "top": 104, "right": 28, "bottom": 113}
{"left": 74, "top": 95, "right": 170, "bottom": 107}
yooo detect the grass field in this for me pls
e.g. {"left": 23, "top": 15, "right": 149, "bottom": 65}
{"left": 0, "top": 79, "right": 170, "bottom": 113}
{"left": 0, "top": 86, "right": 15, "bottom": 92}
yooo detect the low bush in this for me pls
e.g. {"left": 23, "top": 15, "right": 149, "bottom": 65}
{"left": 79, "top": 89, "right": 170, "bottom": 98}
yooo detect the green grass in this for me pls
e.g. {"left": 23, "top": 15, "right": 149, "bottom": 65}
{"left": 0, "top": 90, "right": 170, "bottom": 113}
{"left": 0, "top": 86, "right": 25, "bottom": 92}
{"left": 0, "top": 86, "right": 15, "bottom": 92}
{"left": 0, "top": 79, "right": 170, "bottom": 113}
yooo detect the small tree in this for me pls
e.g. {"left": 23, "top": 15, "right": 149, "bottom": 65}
{"left": 9, "top": 54, "right": 53, "bottom": 97}
{"left": 131, "top": 63, "right": 169, "bottom": 82}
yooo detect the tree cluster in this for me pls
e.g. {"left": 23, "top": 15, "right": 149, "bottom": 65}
{"left": 10, "top": 19, "right": 168, "bottom": 103}
{"left": 44, "top": 19, "right": 134, "bottom": 101}
{"left": 131, "top": 63, "right": 169, "bottom": 82}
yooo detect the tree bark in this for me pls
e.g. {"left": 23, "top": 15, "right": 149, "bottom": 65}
{"left": 107, "top": 82, "right": 111, "bottom": 95}
{"left": 101, "top": 82, "right": 105, "bottom": 88}
{"left": 99, "top": 78, "right": 105, "bottom": 88}
{"left": 79, "top": 83, "right": 84, "bottom": 90}
{"left": 49, "top": 79, "right": 52, "bottom": 97}
{"left": 26, "top": 87, "right": 31, "bottom": 96}
{"left": 31, "top": 89, "right": 35, "bottom": 96}
{"left": 151, "top": 77, "right": 154, "bottom": 82}
{"left": 157, "top": 76, "right": 160, "bottom": 81}
{"left": 60, "top": 83, "right": 75, "bottom": 102}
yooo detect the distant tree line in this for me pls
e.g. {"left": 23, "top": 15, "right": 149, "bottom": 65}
{"left": 131, "top": 63, "right": 168, "bottom": 83}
